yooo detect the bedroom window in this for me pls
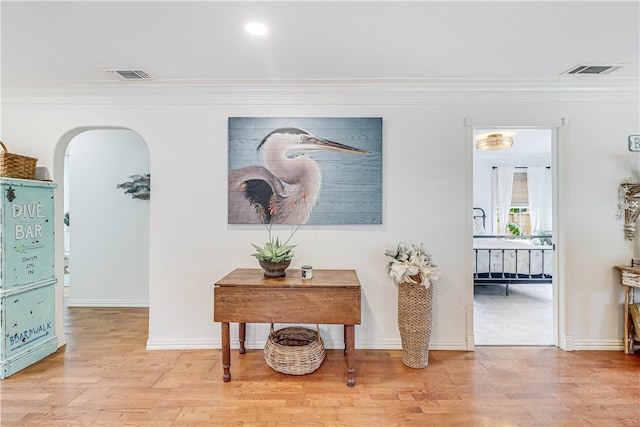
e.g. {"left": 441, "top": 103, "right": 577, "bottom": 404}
{"left": 508, "top": 208, "right": 531, "bottom": 235}
{"left": 507, "top": 172, "right": 531, "bottom": 235}
{"left": 494, "top": 166, "right": 552, "bottom": 237}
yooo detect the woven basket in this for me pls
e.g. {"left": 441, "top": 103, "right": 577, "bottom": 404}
{"left": 398, "top": 278, "right": 433, "bottom": 368}
{"left": 264, "top": 324, "right": 325, "bottom": 375}
{"left": 0, "top": 141, "right": 37, "bottom": 180}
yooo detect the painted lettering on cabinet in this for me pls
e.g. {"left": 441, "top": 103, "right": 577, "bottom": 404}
{"left": 21, "top": 255, "right": 38, "bottom": 276}
{"left": 9, "top": 321, "right": 53, "bottom": 350}
{"left": 12, "top": 203, "right": 45, "bottom": 240}
{"left": 10, "top": 202, "right": 48, "bottom": 277}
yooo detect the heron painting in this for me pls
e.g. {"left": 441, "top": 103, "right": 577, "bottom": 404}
{"left": 228, "top": 117, "right": 382, "bottom": 225}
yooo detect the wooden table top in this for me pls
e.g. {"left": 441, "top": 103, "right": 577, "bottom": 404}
{"left": 215, "top": 268, "right": 361, "bottom": 289}
{"left": 615, "top": 265, "right": 640, "bottom": 289}
{"left": 614, "top": 265, "right": 640, "bottom": 274}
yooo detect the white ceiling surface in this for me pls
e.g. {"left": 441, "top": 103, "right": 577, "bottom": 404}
{"left": 1, "top": 1, "right": 639, "bottom": 85}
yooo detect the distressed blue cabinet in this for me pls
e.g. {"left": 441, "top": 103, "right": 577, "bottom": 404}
{"left": 1, "top": 179, "right": 56, "bottom": 288}
{"left": 1, "top": 178, "right": 57, "bottom": 378}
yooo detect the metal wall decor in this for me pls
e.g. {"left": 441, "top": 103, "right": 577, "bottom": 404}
{"left": 618, "top": 179, "right": 640, "bottom": 240}
{"left": 117, "top": 174, "right": 150, "bottom": 200}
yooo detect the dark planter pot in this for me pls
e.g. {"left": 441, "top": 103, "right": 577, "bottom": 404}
{"left": 259, "top": 260, "right": 291, "bottom": 278}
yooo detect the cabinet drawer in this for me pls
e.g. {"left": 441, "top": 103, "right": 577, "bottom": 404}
{"left": 1, "top": 282, "right": 56, "bottom": 360}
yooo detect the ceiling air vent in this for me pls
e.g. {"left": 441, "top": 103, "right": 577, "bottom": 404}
{"left": 102, "top": 69, "right": 153, "bottom": 80}
{"left": 562, "top": 64, "right": 621, "bottom": 75}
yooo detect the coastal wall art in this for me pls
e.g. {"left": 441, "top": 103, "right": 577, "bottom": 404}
{"left": 228, "top": 117, "right": 382, "bottom": 225}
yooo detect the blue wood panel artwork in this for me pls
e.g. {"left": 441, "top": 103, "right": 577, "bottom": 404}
{"left": 228, "top": 117, "right": 382, "bottom": 225}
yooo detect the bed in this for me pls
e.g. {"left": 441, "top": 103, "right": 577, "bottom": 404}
{"left": 473, "top": 207, "right": 553, "bottom": 295}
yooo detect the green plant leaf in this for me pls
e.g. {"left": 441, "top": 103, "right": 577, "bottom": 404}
{"left": 507, "top": 222, "right": 522, "bottom": 236}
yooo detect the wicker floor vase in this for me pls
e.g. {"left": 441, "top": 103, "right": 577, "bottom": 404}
{"left": 397, "top": 280, "right": 433, "bottom": 368}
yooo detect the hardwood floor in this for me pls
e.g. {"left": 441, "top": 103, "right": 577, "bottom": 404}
{"left": 1, "top": 307, "right": 639, "bottom": 426}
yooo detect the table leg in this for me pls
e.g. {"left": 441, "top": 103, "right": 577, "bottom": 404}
{"left": 221, "top": 322, "right": 231, "bottom": 382}
{"left": 239, "top": 322, "right": 246, "bottom": 354}
{"left": 632, "top": 288, "right": 637, "bottom": 354}
{"left": 343, "top": 325, "right": 347, "bottom": 355}
{"left": 624, "top": 287, "right": 631, "bottom": 354}
{"left": 345, "top": 324, "right": 355, "bottom": 387}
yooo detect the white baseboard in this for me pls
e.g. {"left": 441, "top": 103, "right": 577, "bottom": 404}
{"left": 571, "top": 339, "right": 624, "bottom": 351}
{"left": 561, "top": 334, "right": 574, "bottom": 351}
{"left": 67, "top": 299, "right": 149, "bottom": 307}
{"left": 146, "top": 337, "right": 622, "bottom": 352}
{"left": 56, "top": 337, "right": 67, "bottom": 349}
{"left": 146, "top": 338, "right": 469, "bottom": 351}
{"left": 429, "top": 341, "right": 470, "bottom": 351}
{"left": 466, "top": 334, "right": 475, "bottom": 350}
{"left": 146, "top": 339, "right": 216, "bottom": 350}
{"left": 145, "top": 338, "right": 360, "bottom": 351}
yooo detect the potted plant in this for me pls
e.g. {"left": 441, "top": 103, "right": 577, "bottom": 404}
{"left": 385, "top": 242, "right": 440, "bottom": 368}
{"left": 251, "top": 195, "right": 302, "bottom": 277}
{"left": 251, "top": 233, "right": 298, "bottom": 277}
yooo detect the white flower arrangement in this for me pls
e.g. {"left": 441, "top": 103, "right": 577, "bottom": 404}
{"left": 385, "top": 242, "right": 440, "bottom": 288}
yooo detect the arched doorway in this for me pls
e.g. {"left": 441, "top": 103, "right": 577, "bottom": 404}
{"left": 53, "top": 128, "right": 150, "bottom": 346}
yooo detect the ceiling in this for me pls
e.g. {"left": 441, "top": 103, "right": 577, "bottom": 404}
{"left": 1, "top": 1, "right": 639, "bottom": 86}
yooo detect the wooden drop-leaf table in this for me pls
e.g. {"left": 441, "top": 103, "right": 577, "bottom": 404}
{"left": 214, "top": 268, "right": 362, "bottom": 386}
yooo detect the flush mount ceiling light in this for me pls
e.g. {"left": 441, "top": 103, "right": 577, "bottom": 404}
{"left": 245, "top": 22, "right": 268, "bottom": 36}
{"left": 476, "top": 134, "right": 513, "bottom": 151}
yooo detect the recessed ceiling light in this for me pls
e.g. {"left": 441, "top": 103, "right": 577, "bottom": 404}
{"left": 245, "top": 22, "right": 268, "bottom": 36}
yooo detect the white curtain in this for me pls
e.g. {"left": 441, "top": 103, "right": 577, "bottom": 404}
{"left": 527, "top": 167, "right": 552, "bottom": 233}
{"left": 496, "top": 166, "right": 515, "bottom": 235}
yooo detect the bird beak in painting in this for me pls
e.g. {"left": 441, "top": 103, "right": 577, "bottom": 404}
{"left": 304, "top": 136, "right": 371, "bottom": 154}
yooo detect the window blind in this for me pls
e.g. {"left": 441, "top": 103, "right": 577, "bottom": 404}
{"left": 511, "top": 172, "right": 529, "bottom": 207}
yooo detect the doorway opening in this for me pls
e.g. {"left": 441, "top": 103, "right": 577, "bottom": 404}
{"left": 62, "top": 129, "right": 150, "bottom": 308}
{"left": 472, "top": 127, "right": 555, "bottom": 346}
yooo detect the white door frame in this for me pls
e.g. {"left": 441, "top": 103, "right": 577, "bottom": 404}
{"left": 465, "top": 118, "right": 569, "bottom": 350}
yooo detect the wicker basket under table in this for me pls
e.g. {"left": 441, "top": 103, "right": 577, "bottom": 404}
{"left": 264, "top": 324, "right": 325, "bottom": 375}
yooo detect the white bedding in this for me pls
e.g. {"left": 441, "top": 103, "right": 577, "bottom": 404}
{"left": 473, "top": 237, "right": 553, "bottom": 276}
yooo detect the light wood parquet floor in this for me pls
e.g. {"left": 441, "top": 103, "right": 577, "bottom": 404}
{"left": 1, "top": 306, "right": 639, "bottom": 426}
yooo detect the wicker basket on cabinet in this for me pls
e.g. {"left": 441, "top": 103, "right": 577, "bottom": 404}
{"left": 0, "top": 141, "right": 37, "bottom": 179}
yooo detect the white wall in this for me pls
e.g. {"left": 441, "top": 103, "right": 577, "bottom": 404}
{"left": 66, "top": 129, "right": 149, "bottom": 306}
{"left": 2, "top": 82, "right": 638, "bottom": 352}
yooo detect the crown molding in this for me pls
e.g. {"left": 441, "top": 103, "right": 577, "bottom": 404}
{"left": 3, "top": 78, "right": 638, "bottom": 105}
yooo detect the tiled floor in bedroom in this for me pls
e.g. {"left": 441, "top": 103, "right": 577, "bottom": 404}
{"left": 474, "top": 283, "right": 553, "bottom": 346}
